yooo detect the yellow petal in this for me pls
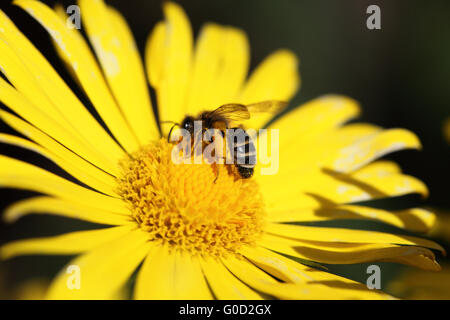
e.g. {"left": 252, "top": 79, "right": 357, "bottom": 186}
{"left": 222, "top": 254, "right": 390, "bottom": 299}
{"left": 135, "top": 245, "right": 213, "bottom": 299}
{"left": 241, "top": 246, "right": 393, "bottom": 299}
{"left": 199, "top": 257, "right": 262, "bottom": 299}
{"left": 46, "top": 228, "right": 150, "bottom": 299}
{"left": 0, "top": 225, "right": 133, "bottom": 260}
{"left": 78, "top": 0, "right": 159, "bottom": 144}
{"left": 393, "top": 208, "right": 436, "bottom": 233}
{"left": 14, "top": 0, "right": 139, "bottom": 153}
{"left": 256, "top": 164, "right": 428, "bottom": 213}
{"left": 241, "top": 245, "right": 318, "bottom": 283}
{"left": 330, "top": 128, "right": 421, "bottom": 173}
{"left": 145, "top": 2, "right": 193, "bottom": 134}
{"left": 0, "top": 133, "right": 117, "bottom": 196}
{"left": 0, "top": 9, "right": 127, "bottom": 164}
{"left": 0, "top": 37, "right": 77, "bottom": 140}
{"left": 255, "top": 97, "right": 364, "bottom": 180}
{"left": 288, "top": 124, "right": 384, "bottom": 180}
{"left": 266, "top": 204, "right": 436, "bottom": 233}
{"left": 239, "top": 50, "right": 299, "bottom": 129}
{"left": 4, "top": 196, "right": 131, "bottom": 225}
{"left": 275, "top": 123, "right": 382, "bottom": 176}
{"left": 351, "top": 160, "right": 401, "bottom": 176}
{"left": 269, "top": 95, "right": 360, "bottom": 149}
{"left": 145, "top": 21, "right": 165, "bottom": 88}
{"left": 383, "top": 254, "right": 441, "bottom": 271}
{"left": 264, "top": 223, "right": 445, "bottom": 253}
{"left": 259, "top": 234, "right": 440, "bottom": 270}
{"left": 186, "top": 23, "right": 249, "bottom": 116}
{"left": 0, "top": 110, "right": 118, "bottom": 188}
{"left": 0, "top": 76, "right": 118, "bottom": 176}
{"left": 0, "top": 156, "right": 128, "bottom": 214}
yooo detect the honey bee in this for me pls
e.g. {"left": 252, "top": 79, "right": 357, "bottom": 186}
{"left": 166, "top": 100, "right": 287, "bottom": 179}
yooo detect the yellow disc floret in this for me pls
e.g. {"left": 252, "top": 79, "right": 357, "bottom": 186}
{"left": 117, "top": 139, "right": 265, "bottom": 257}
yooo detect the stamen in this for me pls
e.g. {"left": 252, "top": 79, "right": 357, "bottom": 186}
{"left": 117, "top": 139, "right": 265, "bottom": 257}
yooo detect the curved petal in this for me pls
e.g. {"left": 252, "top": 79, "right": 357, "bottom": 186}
{"left": 222, "top": 254, "right": 391, "bottom": 299}
{"left": 0, "top": 67, "right": 119, "bottom": 175}
{"left": 46, "top": 228, "right": 150, "bottom": 299}
{"left": 186, "top": 23, "right": 249, "bottom": 116}
{"left": 0, "top": 225, "right": 133, "bottom": 260}
{"left": 266, "top": 204, "right": 436, "bottom": 233}
{"left": 302, "top": 171, "right": 428, "bottom": 202}
{"left": 330, "top": 128, "right": 421, "bottom": 173}
{"left": 145, "top": 21, "right": 165, "bottom": 89}
{"left": 239, "top": 50, "right": 299, "bottom": 129}
{"left": 0, "top": 9, "right": 126, "bottom": 164}
{"left": 254, "top": 97, "right": 364, "bottom": 180}
{"left": 4, "top": 196, "right": 131, "bottom": 225}
{"left": 383, "top": 254, "right": 442, "bottom": 271}
{"left": 258, "top": 234, "right": 441, "bottom": 271}
{"left": 269, "top": 95, "right": 360, "bottom": 146}
{"left": 78, "top": 0, "right": 159, "bottom": 144}
{"left": 0, "top": 133, "right": 117, "bottom": 196}
{"left": 199, "top": 257, "right": 262, "bottom": 299}
{"left": 0, "top": 156, "right": 128, "bottom": 214}
{"left": 14, "top": 0, "right": 139, "bottom": 153}
{"left": 263, "top": 223, "right": 445, "bottom": 253}
{"left": 145, "top": 2, "right": 193, "bottom": 134}
{"left": 255, "top": 155, "right": 428, "bottom": 214}
{"left": 0, "top": 110, "right": 118, "bottom": 187}
{"left": 266, "top": 124, "right": 382, "bottom": 180}
{"left": 240, "top": 246, "right": 394, "bottom": 299}
{"left": 134, "top": 244, "right": 213, "bottom": 299}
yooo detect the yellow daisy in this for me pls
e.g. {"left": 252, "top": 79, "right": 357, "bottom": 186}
{"left": 0, "top": 0, "right": 444, "bottom": 299}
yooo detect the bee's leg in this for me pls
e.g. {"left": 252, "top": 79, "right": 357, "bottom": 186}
{"left": 213, "top": 156, "right": 228, "bottom": 184}
{"left": 214, "top": 165, "right": 219, "bottom": 184}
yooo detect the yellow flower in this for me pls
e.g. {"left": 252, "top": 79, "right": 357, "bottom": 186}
{"left": 0, "top": 0, "right": 444, "bottom": 299}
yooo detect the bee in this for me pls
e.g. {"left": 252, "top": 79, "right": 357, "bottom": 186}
{"left": 166, "top": 101, "right": 287, "bottom": 179}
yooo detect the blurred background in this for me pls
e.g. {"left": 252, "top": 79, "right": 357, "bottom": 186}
{"left": 0, "top": 0, "right": 449, "bottom": 299}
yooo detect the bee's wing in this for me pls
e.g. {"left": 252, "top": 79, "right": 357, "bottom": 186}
{"left": 245, "top": 100, "right": 288, "bottom": 116}
{"left": 207, "top": 104, "right": 251, "bottom": 122}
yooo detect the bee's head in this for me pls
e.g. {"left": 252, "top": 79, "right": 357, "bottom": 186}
{"left": 181, "top": 116, "right": 195, "bottom": 135}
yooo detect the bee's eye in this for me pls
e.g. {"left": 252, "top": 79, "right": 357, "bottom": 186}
{"left": 182, "top": 118, "right": 194, "bottom": 133}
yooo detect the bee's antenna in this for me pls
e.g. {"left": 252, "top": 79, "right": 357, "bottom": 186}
{"left": 160, "top": 121, "right": 180, "bottom": 142}
{"left": 167, "top": 122, "right": 180, "bottom": 142}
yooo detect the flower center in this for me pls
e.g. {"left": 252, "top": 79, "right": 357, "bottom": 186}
{"left": 117, "top": 139, "right": 265, "bottom": 257}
